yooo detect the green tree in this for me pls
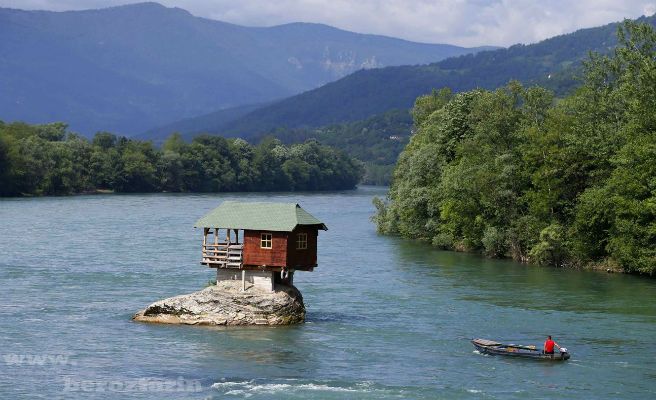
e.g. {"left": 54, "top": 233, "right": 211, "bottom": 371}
{"left": 113, "top": 141, "right": 159, "bottom": 192}
{"left": 374, "top": 20, "right": 656, "bottom": 274}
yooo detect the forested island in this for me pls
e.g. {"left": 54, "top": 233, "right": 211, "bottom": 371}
{"left": 0, "top": 124, "right": 363, "bottom": 196}
{"left": 373, "top": 21, "right": 656, "bottom": 275}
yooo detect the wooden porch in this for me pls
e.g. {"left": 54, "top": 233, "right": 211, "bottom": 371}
{"left": 201, "top": 228, "right": 243, "bottom": 268}
{"left": 201, "top": 243, "right": 243, "bottom": 268}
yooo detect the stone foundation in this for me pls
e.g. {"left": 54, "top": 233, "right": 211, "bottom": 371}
{"left": 216, "top": 269, "right": 275, "bottom": 292}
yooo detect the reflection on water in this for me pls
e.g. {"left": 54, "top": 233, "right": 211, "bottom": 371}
{"left": 0, "top": 187, "right": 655, "bottom": 399}
{"left": 394, "top": 238, "right": 656, "bottom": 317}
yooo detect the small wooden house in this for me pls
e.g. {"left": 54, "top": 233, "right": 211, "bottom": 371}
{"left": 194, "top": 201, "right": 327, "bottom": 291}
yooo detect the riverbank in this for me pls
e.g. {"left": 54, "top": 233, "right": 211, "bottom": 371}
{"left": 0, "top": 121, "right": 363, "bottom": 196}
{"left": 406, "top": 239, "right": 646, "bottom": 276}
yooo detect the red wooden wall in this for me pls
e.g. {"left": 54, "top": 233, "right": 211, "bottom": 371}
{"left": 243, "top": 230, "right": 288, "bottom": 267}
{"left": 242, "top": 227, "right": 319, "bottom": 270}
{"left": 287, "top": 226, "right": 318, "bottom": 270}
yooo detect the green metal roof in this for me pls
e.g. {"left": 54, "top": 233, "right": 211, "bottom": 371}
{"left": 194, "top": 201, "right": 328, "bottom": 231}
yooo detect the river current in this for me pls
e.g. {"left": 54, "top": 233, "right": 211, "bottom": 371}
{"left": 1, "top": 187, "right": 654, "bottom": 399}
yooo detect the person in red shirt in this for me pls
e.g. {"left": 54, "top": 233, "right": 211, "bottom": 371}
{"left": 544, "top": 335, "right": 561, "bottom": 354}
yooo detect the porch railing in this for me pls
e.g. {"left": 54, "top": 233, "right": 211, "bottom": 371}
{"left": 201, "top": 243, "right": 243, "bottom": 268}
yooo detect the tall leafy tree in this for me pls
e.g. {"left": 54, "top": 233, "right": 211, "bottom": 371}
{"left": 375, "top": 20, "right": 656, "bottom": 274}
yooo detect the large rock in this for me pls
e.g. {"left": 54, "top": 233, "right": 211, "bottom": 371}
{"left": 132, "top": 281, "right": 305, "bottom": 326}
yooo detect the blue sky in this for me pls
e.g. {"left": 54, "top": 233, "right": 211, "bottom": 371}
{"left": 1, "top": 0, "right": 655, "bottom": 46}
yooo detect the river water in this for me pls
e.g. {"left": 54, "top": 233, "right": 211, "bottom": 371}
{"left": 0, "top": 186, "right": 654, "bottom": 399}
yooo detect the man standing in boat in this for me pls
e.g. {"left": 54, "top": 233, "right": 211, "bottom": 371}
{"left": 544, "top": 335, "right": 561, "bottom": 355}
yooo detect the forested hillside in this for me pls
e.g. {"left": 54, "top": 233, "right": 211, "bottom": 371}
{"left": 0, "top": 2, "right": 489, "bottom": 135}
{"left": 0, "top": 123, "right": 363, "bottom": 196}
{"left": 139, "top": 103, "right": 267, "bottom": 144}
{"left": 190, "top": 14, "right": 654, "bottom": 140}
{"left": 139, "top": 14, "right": 656, "bottom": 186}
{"left": 373, "top": 21, "right": 656, "bottom": 274}
{"left": 253, "top": 110, "right": 413, "bottom": 185}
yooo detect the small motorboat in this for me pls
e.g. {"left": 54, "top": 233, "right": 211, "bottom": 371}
{"left": 472, "top": 338, "right": 570, "bottom": 361}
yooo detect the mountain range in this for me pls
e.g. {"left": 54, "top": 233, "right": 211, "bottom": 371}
{"left": 142, "top": 14, "right": 656, "bottom": 142}
{"left": 0, "top": 2, "right": 492, "bottom": 135}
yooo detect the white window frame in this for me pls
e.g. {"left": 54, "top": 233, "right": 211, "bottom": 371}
{"left": 296, "top": 233, "right": 308, "bottom": 250}
{"left": 261, "top": 233, "right": 272, "bottom": 249}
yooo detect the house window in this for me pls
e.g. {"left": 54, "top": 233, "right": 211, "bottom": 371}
{"left": 261, "top": 233, "right": 272, "bottom": 249}
{"left": 296, "top": 233, "right": 308, "bottom": 250}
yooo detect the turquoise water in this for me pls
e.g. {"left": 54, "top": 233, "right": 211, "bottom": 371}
{"left": 1, "top": 187, "right": 655, "bottom": 399}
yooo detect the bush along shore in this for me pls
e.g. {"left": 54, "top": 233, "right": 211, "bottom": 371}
{"left": 0, "top": 125, "right": 364, "bottom": 196}
{"left": 373, "top": 21, "right": 656, "bottom": 275}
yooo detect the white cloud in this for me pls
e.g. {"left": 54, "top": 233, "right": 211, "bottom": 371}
{"left": 0, "top": 0, "right": 654, "bottom": 46}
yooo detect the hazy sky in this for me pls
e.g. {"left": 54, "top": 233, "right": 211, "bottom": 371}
{"left": 1, "top": 0, "right": 655, "bottom": 47}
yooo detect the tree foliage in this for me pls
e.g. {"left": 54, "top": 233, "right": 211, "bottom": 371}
{"left": 374, "top": 21, "right": 656, "bottom": 274}
{"left": 0, "top": 125, "right": 363, "bottom": 196}
{"left": 250, "top": 109, "right": 413, "bottom": 185}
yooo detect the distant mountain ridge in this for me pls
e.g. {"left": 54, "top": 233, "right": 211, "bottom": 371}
{"left": 156, "top": 13, "right": 654, "bottom": 141}
{"left": 0, "top": 2, "right": 492, "bottom": 135}
{"left": 141, "top": 103, "right": 267, "bottom": 144}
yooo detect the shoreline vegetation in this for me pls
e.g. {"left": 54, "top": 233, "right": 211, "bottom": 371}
{"left": 0, "top": 126, "right": 364, "bottom": 196}
{"left": 373, "top": 21, "right": 656, "bottom": 275}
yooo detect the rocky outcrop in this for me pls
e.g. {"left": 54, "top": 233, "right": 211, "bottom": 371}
{"left": 132, "top": 281, "right": 305, "bottom": 326}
